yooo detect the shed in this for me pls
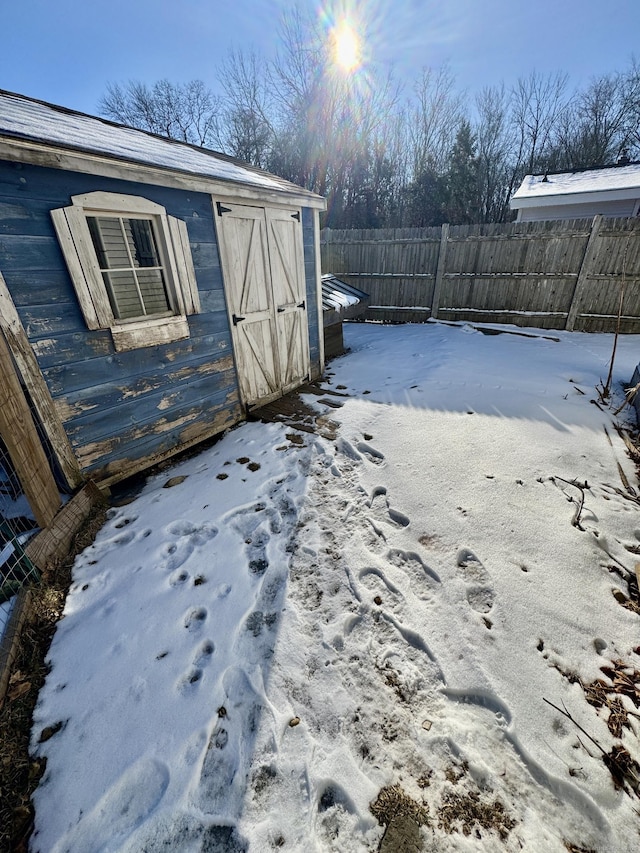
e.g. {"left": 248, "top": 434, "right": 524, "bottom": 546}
{"left": 0, "top": 90, "right": 326, "bottom": 526}
{"left": 511, "top": 161, "right": 640, "bottom": 222}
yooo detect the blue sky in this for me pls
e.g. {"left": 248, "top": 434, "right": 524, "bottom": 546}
{"left": 1, "top": 0, "right": 639, "bottom": 115}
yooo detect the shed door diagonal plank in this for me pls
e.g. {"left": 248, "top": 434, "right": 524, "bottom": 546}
{"left": 215, "top": 202, "right": 280, "bottom": 406}
{"left": 266, "top": 207, "right": 309, "bottom": 394}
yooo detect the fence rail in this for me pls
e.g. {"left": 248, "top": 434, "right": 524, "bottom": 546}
{"left": 321, "top": 216, "right": 640, "bottom": 333}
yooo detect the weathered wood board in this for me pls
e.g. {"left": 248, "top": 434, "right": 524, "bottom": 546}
{"left": 0, "top": 158, "right": 323, "bottom": 485}
{"left": 321, "top": 218, "right": 640, "bottom": 333}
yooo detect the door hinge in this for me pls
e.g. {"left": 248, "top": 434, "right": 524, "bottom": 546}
{"left": 232, "top": 314, "right": 246, "bottom": 325}
{"left": 297, "top": 300, "right": 306, "bottom": 310}
{"left": 217, "top": 202, "right": 232, "bottom": 216}
{"left": 277, "top": 307, "right": 285, "bottom": 313}
{"left": 291, "top": 211, "right": 301, "bottom": 221}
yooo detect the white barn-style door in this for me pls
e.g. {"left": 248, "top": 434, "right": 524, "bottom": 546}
{"left": 215, "top": 200, "right": 309, "bottom": 408}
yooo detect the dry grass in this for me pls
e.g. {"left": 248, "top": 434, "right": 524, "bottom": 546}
{"left": 370, "top": 784, "right": 430, "bottom": 827}
{"left": 0, "top": 505, "right": 107, "bottom": 852}
{"left": 437, "top": 787, "right": 516, "bottom": 841}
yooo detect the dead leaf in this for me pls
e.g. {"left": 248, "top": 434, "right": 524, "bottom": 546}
{"left": 8, "top": 681, "right": 31, "bottom": 702}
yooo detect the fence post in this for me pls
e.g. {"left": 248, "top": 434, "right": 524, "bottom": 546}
{"left": 566, "top": 215, "right": 603, "bottom": 331}
{"left": 431, "top": 223, "right": 449, "bottom": 320}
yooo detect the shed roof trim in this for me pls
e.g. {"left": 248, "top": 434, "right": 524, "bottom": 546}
{"left": 511, "top": 163, "right": 640, "bottom": 209}
{"left": 0, "top": 90, "right": 324, "bottom": 202}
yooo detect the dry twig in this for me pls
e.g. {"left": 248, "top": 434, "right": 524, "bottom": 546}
{"left": 551, "top": 476, "right": 589, "bottom": 530}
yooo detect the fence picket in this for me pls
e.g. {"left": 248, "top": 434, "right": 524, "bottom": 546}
{"left": 321, "top": 218, "right": 640, "bottom": 333}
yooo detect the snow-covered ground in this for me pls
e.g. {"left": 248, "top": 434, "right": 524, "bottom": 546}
{"left": 30, "top": 321, "right": 640, "bottom": 852}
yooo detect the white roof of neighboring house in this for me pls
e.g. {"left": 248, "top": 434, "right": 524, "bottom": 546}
{"left": 511, "top": 163, "right": 640, "bottom": 210}
{"left": 0, "top": 90, "right": 325, "bottom": 205}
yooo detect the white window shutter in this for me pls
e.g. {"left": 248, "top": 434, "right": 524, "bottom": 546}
{"left": 168, "top": 216, "right": 201, "bottom": 315}
{"left": 51, "top": 205, "right": 113, "bottom": 329}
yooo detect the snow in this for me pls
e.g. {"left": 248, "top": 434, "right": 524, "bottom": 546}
{"left": 0, "top": 92, "right": 317, "bottom": 198}
{"left": 512, "top": 163, "right": 640, "bottom": 201}
{"left": 323, "top": 288, "right": 361, "bottom": 310}
{"left": 30, "top": 321, "right": 640, "bottom": 852}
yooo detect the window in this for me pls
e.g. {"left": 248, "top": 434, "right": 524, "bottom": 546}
{"left": 52, "top": 192, "right": 200, "bottom": 351}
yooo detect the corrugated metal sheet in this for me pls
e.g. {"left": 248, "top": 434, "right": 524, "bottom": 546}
{"left": 322, "top": 273, "right": 369, "bottom": 317}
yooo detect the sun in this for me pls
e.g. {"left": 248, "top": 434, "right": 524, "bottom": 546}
{"left": 333, "top": 22, "right": 361, "bottom": 72}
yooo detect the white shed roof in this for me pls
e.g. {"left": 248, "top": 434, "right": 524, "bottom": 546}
{"left": 511, "top": 163, "right": 640, "bottom": 210}
{"left": 0, "top": 90, "right": 324, "bottom": 204}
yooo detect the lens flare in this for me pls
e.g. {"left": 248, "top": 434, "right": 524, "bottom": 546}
{"left": 333, "top": 21, "right": 361, "bottom": 72}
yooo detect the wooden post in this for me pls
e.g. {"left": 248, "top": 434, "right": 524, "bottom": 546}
{"left": 566, "top": 215, "right": 603, "bottom": 331}
{"left": 0, "top": 272, "right": 82, "bottom": 488}
{"left": 0, "top": 328, "right": 61, "bottom": 528}
{"left": 314, "top": 210, "right": 326, "bottom": 372}
{"left": 431, "top": 223, "right": 449, "bottom": 320}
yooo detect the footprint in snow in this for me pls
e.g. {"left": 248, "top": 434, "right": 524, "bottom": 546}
{"left": 177, "top": 667, "right": 204, "bottom": 694}
{"left": 159, "top": 538, "right": 196, "bottom": 573}
{"left": 191, "top": 666, "right": 263, "bottom": 819}
{"left": 53, "top": 757, "right": 169, "bottom": 851}
{"left": 184, "top": 607, "right": 208, "bottom": 632}
{"left": 366, "top": 486, "right": 410, "bottom": 540}
{"left": 245, "top": 526, "right": 270, "bottom": 577}
{"left": 193, "top": 638, "right": 215, "bottom": 667}
{"left": 387, "top": 547, "right": 440, "bottom": 584}
{"left": 167, "top": 520, "right": 218, "bottom": 542}
{"left": 177, "top": 640, "right": 215, "bottom": 695}
{"left": 356, "top": 441, "right": 385, "bottom": 465}
{"left": 169, "top": 568, "right": 190, "bottom": 587}
{"left": 457, "top": 548, "right": 495, "bottom": 614}
{"left": 102, "top": 528, "right": 136, "bottom": 548}
{"left": 335, "top": 437, "right": 363, "bottom": 462}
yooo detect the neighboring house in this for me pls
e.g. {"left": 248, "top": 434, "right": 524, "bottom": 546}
{"left": 0, "top": 90, "right": 326, "bottom": 520}
{"left": 510, "top": 161, "right": 640, "bottom": 222}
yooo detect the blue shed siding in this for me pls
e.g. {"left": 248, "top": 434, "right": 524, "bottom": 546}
{"left": 0, "top": 159, "right": 242, "bottom": 481}
{"left": 302, "top": 207, "right": 321, "bottom": 378}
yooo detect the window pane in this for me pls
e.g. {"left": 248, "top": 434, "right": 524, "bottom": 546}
{"left": 125, "top": 219, "right": 161, "bottom": 268}
{"left": 88, "top": 217, "right": 129, "bottom": 269}
{"left": 103, "top": 270, "right": 143, "bottom": 320}
{"left": 137, "top": 268, "right": 171, "bottom": 315}
{"left": 124, "top": 219, "right": 160, "bottom": 267}
{"left": 88, "top": 214, "right": 173, "bottom": 321}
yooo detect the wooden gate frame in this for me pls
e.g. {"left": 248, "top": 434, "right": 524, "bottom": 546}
{"left": 0, "top": 272, "right": 82, "bottom": 528}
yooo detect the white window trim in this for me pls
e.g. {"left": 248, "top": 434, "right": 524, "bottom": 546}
{"left": 52, "top": 191, "right": 200, "bottom": 352}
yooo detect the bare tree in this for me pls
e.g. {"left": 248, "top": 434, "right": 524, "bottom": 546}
{"left": 509, "top": 71, "right": 568, "bottom": 183}
{"left": 553, "top": 64, "right": 640, "bottom": 168}
{"left": 99, "top": 79, "right": 222, "bottom": 148}
{"left": 474, "top": 85, "right": 513, "bottom": 222}
{"left": 625, "top": 57, "right": 640, "bottom": 155}
{"left": 219, "top": 50, "right": 274, "bottom": 168}
{"left": 264, "top": 7, "right": 401, "bottom": 227}
{"left": 408, "top": 66, "right": 466, "bottom": 176}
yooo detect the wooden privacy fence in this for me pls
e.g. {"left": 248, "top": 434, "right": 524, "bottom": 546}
{"left": 321, "top": 216, "right": 640, "bottom": 333}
